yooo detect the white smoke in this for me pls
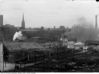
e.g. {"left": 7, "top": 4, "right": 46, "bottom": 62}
{"left": 13, "top": 31, "right": 23, "bottom": 41}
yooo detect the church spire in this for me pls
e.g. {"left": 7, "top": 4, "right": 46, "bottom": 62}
{"left": 21, "top": 14, "right": 25, "bottom": 29}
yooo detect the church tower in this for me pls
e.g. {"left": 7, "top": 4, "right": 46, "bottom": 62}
{"left": 21, "top": 14, "right": 25, "bottom": 29}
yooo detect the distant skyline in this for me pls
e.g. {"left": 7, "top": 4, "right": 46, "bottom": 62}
{"left": 0, "top": 0, "right": 99, "bottom": 28}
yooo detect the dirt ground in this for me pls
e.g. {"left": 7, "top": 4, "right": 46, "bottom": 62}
{"left": 3, "top": 42, "right": 99, "bottom": 72}
{"left": 7, "top": 47, "right": 99, "bottom": 72}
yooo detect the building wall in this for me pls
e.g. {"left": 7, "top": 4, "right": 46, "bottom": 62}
{"left": 0, "top": 43, "right": 3, "bottom": 71}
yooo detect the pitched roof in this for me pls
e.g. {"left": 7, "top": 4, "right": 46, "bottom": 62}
{"left": 4, "top": 42, "right": 45, "bottom": 51}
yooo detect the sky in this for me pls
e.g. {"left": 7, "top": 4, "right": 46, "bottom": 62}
{"left": 0, "top": 0, "right": 99, "bottom": 28}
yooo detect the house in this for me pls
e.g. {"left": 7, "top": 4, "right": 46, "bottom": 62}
{"left": 67, "top": 41, "right": 75, "bottom": 49}
{"left": 74, "top": 42, "right": 84, "bottom": 50}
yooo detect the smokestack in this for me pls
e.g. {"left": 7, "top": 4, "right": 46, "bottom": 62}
{"left": 95, "top": 15, "right": 98, "bottom": 29}
{"left": 0, "top": 15, "right": 3, "bottom": 27}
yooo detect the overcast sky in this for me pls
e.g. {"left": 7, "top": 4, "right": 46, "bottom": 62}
{"left": 0, "top": 0, "right": 99, "bottom": 28}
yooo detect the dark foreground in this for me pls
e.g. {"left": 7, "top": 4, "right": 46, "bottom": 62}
{"left": 5, "top": 46, "right": 99, "bottom": 72}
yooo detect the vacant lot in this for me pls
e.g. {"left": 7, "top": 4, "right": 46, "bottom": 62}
{"left": 4, "top": 42, "right": 99, "bottom": 72}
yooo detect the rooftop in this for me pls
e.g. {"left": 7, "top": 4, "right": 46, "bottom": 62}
{"left": 4, "top": 42, "right": 47, "bottom": 51}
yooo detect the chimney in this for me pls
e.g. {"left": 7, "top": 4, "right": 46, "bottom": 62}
{"left": 95, "top": 15, "right": 98, "bottom": 29}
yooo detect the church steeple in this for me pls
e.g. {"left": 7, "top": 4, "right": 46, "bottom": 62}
{"left": 21, "top": 14, "right": 25, "bottom": 29}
